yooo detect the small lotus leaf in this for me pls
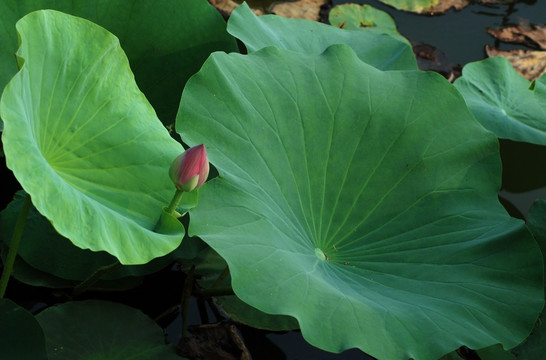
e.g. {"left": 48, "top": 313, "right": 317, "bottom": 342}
{"left": 328, "top": 3, "right": 408, "bottom": 44}
{"left": 376, "top": 0, "right": 440, "bottom": 12}
{"left": 454, "top": 57, "right": 546, "bottom": 145}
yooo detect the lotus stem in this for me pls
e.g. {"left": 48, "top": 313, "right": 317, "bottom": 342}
{"left": 72, "top": 260, "right": 122, "bottom": 297}
{"left": 0, "top": 193, "right": 32, "bottom": 298}
{"left": 166, "top": 189, "right": 185, "bottom": 216}
{"left": 211, "top": 266, "right": 230, "bottom": 289}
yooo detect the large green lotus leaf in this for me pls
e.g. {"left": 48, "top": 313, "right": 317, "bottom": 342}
{"left": 184, "top": 239, "right": 299, "bottom": 331}
{"left": 36, "top": 300, "right": 182, "bottom": 360}
{"left": 176, "top": 44, "right": 544, "bottom": 359}
{"left": 454, "top": 57, "right": 546, "bottom": 145}
{"left": 0, "top": 298, "right": 47, "bottom": 360}
{"left": 0, "top": 0, "right": 238, "bottom": 125}
{"left": 0, "top": 10, "right": 185, "bottom": 264}
{"left": 513, "top": 311, "right": 546, "bottom": 360}
{"left": 227, "top": 2, "right": 417, "bottom": 71}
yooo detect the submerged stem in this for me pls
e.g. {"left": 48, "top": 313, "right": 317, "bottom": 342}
{"left": 195, "top": 287, "right": 235, "bottom": 297}
{"left": 181, "top": 265, "right": 195, "bottom": 338}
{"left": 211, "top": 266, "right": 230, "bottom": 289}
{"left": 72, "top": 260, "right": 122, "bottom": 297}
{"left": 0, "top": 193, "right": 32, "bottom": 298}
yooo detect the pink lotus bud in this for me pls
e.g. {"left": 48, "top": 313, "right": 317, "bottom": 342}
{"left": 169, "top": 144, "right": 210, "bottom": 192}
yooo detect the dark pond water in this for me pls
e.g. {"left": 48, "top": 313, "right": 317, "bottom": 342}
{"left": 333, "top": 0, "right": 546, "bottom": 66}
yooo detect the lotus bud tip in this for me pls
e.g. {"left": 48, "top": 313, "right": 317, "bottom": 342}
{"left": 169, "top": 144, "right": 209, "bottom": 192}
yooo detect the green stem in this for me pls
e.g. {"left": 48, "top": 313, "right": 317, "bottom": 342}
{"left": 0, "top": 193, "right": 32, "bottom": 298}
{"left": 153, "top": 189, "right": 185, "bottom": 232}
{"left": 72, "top": 260, "right": 122, "bottom": 297}
{"left": 211, "top": 266, "right": 230, "bottom": 289}
{"left": 166, "top": 189, "right": 184, "bottom": 215}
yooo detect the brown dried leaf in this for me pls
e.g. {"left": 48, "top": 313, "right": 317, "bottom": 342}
{"left": 177, "top": 321, "right": 252, "bottom": 360}
{"left": 487, "top": 22, "right": 546, "bottom": 50}
{"left": 208, "top": 0, "right": 264, "bottom": 19}
{"left": 486, "top": 45, "right": 546, "bottom": 81}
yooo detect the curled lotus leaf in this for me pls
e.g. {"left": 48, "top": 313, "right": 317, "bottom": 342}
{"left": 0, "top": 10, "right": 185, "bottom": 265}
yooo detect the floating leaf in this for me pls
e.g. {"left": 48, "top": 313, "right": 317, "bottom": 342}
{"left": 227, "top": 2, "right": 417, "bottom": 71}
{"left": 376, "top": 0, "right": 469, "bottom": 14}
{"left": 0, "top": 299, "right": 47, "bottom": 360}
{"left": 176, "top": 44, "right": 544, "bottom": 359}
{"left": 0, "top": 0, "right": 238, "bottom": 125}
{"left": 36, "top": 300, "right": 182, "bottom": 360}
{"left": 328, "top": 3, "right": 409, "bottom": 44}
{"left": 0, "top": 10, "right": 185, "bottom": 264}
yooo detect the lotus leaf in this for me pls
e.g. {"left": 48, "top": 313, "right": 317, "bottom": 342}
{"left": 328, "top": 3, "right": 409, "bottom": 44}
{"left": 176, "top": 44, "right": 544, "bottom": 359}
{"left": 454, "top": 57, "right": 546, "bottom": 145}
{"left": 36, "top": 300, "right": 182, "bottom": 360}
{"left": 0, "top": 298, "right": 47, "bottom": 360}
{"left": 0, "top": 10, "right": 185, "bottom": 264}
{"left": 0, "top": 0, "right": 238, "bottom": 124}
{"left": 227, "top": 2, "right": 417, "bottom": 71}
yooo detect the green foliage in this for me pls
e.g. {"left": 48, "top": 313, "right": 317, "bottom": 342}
{"left": 0, "top": 191, "right": 199, "bottom": 287}
{"left": 0, "top": 298, "right": 47, "bottom": 360}
{"left": 511, "top": 199, "right": 546, "bottom": 360}
{"left": 328, "top": 3, "right": 408, "bottom": 44}
{"left": 1, "top": 10, "right": 186, "bottom": 264}
{"left": 0, "top": 1, "right": 544, "bottom": 360}
{"left": 454, "top": 57, "right": 546, "bottom": 145}
{"left": 36, "top": 300, "right": 182, "bottom": 360}
{"left": 0, "top": 0, "right": 238, "bottom": 125}
{"left": 176, "top": 42, "right": 543, "bottom": 359}
{"left": 375, "top": 0, "right": 439, "bottom": 12}
{"left": 227, "top": 2, "right": 417, "bottom": 70}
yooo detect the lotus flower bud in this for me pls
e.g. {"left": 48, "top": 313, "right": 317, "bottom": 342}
{"left": 169, "top": 144, "right": 209, "bottom": 192}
